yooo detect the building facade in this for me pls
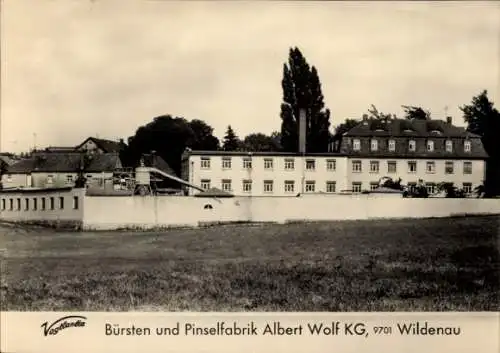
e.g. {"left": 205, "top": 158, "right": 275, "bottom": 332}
{"left": 181, "top": 151, "right": 349, "bottom": 196}
{"left": 339, "top": 118, "right": 488, "bottom": 194}
{"left": 182, "top": 118, "right": 488, "bottom": 196}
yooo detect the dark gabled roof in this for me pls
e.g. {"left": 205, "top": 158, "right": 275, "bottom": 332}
{"left": 141, "top": 154, "right": 177, "bottom": 177}
{"left": 76, "top": 137, "right": 124, "bottom": 153}
{"left": 0, "top": 155, "right": 16, "bottom": 166}
{"left": 85, "top": 153, "right": 122, "bottom": 172}
{"left": 6, "top": 152, "right": 121, "bottom": 174}
{"left": 344, "top": 118, "right": 480, "bottom": 138}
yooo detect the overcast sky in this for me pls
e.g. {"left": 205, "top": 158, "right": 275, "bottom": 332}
{"left": 1, "top": 0, "right": 499, "bottom": 153}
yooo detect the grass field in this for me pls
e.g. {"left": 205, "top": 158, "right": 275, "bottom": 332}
{"left": 0, "top": 216, "right": 499, "bottom": 311}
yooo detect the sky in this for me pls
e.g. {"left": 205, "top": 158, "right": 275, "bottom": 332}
{"left": 1, "top": 0, "right": 499, "bottom": 153}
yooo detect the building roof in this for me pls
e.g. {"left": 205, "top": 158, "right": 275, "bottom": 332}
{"left": 182, "top": 150, "right": 345, "bottom": 159}
{"left": 0, "top": 155, "right": 17, "bottom": 166}
{"left": 141, "top": 154, "right": 177, "bottom": 176}
{"left": 344, "top": 118, "right": 480, "bottom": 138}
{"left": 45, "top": 146, "right": 77, "bottom": 152}
{"left": 76, "top": 137, "right": 124, "bottom": 153}
{"left": 6, "top": 152, "right": 121, "bottom": 174}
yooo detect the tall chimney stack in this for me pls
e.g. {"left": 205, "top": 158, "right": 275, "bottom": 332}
{"left": 298, "top": 108, "right": 306, "bottom": 154}
{"left": 446, "top": 116, "right": 452, "bottom": 124}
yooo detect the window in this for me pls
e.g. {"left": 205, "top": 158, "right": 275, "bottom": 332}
{"left": 369, "top": 161, "right": 379, "bottom": 173}
{"left": 427, "top": 140, "right": 434, "bottom": 152}
{"left": 388, "top": 139, "right": 396, "bottom": 152}
{"left": 263, "top": 180, "right": 273, "bottom": 193}
{"left": 387, "top": 161, "right": 397, "bottom": 173}
{"left": 50, "top": 197, "right": 55, "bottom": 210}
{"left": 464, "top": 140, "right": 471, "bottom": 152}
{"left": 242, "top": 179, "right": 252, "bottom": 193}
{"left": 200, "top": 157, "right": 211, "bottom": 169}
{"left": 73, "top": 196, "right": 79, "bottom": 210}
{"left": 426, "top": 183, "right": 436, "bottom": 195}
{"left": 284, "top": 158, "right": 295, "bottom": 170}
{"left": 41, "top": 198, "right": 46, "bottom": 210}
{"left": 1, "top": 199, "right": 5, "bottom": 210}
{"left": 445, "top": 161, "right": 454, "bottom": 174}
{"left": 200, "top": 179, "right": 211, "bottom": 190}
{"left": 462, "top": 183, "right": 472, "bottom": 194}
{"left": 408, "top": 140, "right": 416, "bottom": 152}
{"left": 6, "top": 174, "right": 12, "bottom": 182}
{"left": 426, "top": 161, "right": 435, "bottom": 173}
{"left": 33, "top": 198, "right": 37, "bottom": 211}
{"left": 16, "top": 198, "right": 21, "bottom": 211}
{"left": 305, "top": 180, "right": 316, "bottom": 193}
{"left": 463, "top": 161, "right": 472, "bottom": 175}
{"left": 352, "top": 182, "right": 362, "bottom": 193}
{"left": 446, "top": 140, "right": 453, "bottom": 152}
{"left": 326, "top": 159, "right": 336, "bottom": 171}
{"left": 306, "top": 159, "right": 316, "bottom": 170}
{"left": 66, "top": 175, "right": 73, "bottom": 184}
{"left": 326, "top": 181, "right": 336, "bottom": 193}
{"left": 9, "top": 199, "right": 13, "bottom": 211}
{"left": 221, "top": 179, "right": 232, "bottom": 192}
{"left": 59, "top": 197, "right": 64, "bottom": 210}
{"left": 243, "top": 158, "right": 252, "bottom": 169}
{"left": 408, "top": 161, "right": 417, "bottom": 173}
{"left": 370, "top": 139, "right": 378, "bottom": 151}
{"left": 222, "top": 157, "right": 232, "bottom": 169}
{"left": 353, "top": 139, "right": 361, "bottom": 151}
{"left": 264, "top": 158, "right": 273, "bottom": 170}
{"left": 47, "top": 175, "right": 54, "bottom": 184}
{"left": 284, "top": 180, "right": 295, "bottom": 193}
{"left": 370, "top": 182, "right": 379, "bottom": 191}
{"left": 352, "top": 160, "right": 362, "bottom": 173}
{"left": 24, "top": 198, "right": 29, "bottom": 211}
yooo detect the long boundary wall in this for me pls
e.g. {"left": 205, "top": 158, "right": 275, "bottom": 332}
{"left": 1, "top": 188, "right": 499, "bottom": 231}
{"left": 81, "top": 194, "right": 500, "bottom": 230}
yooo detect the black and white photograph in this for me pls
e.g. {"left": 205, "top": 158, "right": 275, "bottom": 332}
{"left": 0, "top": 0, "right": 499, "bottom": 312}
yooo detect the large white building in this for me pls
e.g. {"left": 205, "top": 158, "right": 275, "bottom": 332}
{"left": 181, "top": 117, "right": 488, "bottom": 196}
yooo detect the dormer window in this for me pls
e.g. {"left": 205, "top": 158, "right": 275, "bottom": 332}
{"left": 426, "top": 140, "right": 434, "bottom": 152}
{"left": 353, "top": 139, "right": 361, "bottom": 151}
{"left": 388, "top": 139, "right": 396, "bottom": 152}
{"left": 464, "top": 140, "right": 471, "bottom": 152}
{"left": 445, "top": 140, "right": 453, "bottom": 152}
{"left": 370, "top": 139, "right": 378, "bottom": 151}
{"left": 408, "top": 140, "right": 416, "bottom": 152}
{"left": 430, "top": 130, "right": 442, "bottom": 135}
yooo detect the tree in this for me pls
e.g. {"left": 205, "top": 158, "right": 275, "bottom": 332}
{"left": 242, "top": 133, "right": 281, "bottom": 152}
{"left": 334, "top": 119, "right": 360, "bottom": 137}
{"left": 222, "top": 125, "right": 241, "bottom": 151}
{"left": 402, "top": 105, "right": 431, "bottom": 120}
{"left": 279, "top": 47, "right": 331, "bottom": 153}
{"left": 461, "top": 90, "right": 500, "bottom": 196}
{"left": 123, "top": 115, "right": 219, "bottom": 176}
{"left": 367, "top": 105, "right": 396, "bottom": 121}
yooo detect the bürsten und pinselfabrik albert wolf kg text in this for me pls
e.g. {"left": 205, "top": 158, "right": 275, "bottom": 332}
{"left": 105, "top": 321, "right": 461, "bottom": 337}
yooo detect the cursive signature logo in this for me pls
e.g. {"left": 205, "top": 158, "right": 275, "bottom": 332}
{"left": 41, "top": 315, "right": 87, "bottom": 336}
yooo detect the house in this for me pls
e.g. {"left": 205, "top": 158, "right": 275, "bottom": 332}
{"left": 75, "top": 137, "right": 125, "bottom": 154}
{"left": 335, "top": 117, "right": 488, "bottom": 194}
{"left": 1, "top": 152, "right": 122, "bottom": 189}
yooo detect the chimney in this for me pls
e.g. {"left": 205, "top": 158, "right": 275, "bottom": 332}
{"left": 298, "top": 108, "right": 307, "bottom": 154}
{"left": 446, "top": 116, "right": 452, "bottom": 124}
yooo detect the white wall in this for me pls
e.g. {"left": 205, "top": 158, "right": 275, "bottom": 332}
{"left": 0, "top": 188, "right": 85, "bottom": 224}
{"left": 81, "top": 194, "right": 500, "bottom": 230}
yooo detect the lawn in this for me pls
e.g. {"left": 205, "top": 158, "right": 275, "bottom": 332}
{"left": 0, "top": 216, "right": 499, "bottom": 311}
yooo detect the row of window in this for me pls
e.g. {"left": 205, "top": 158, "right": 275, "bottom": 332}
{"left": 0, "top": 196, "right": 79, "bottom": 211}
{"left": 200, "top": 179, "right": 337, "bottom": 193}
{"left": 199, "top": 179, "right": 475, "bottom": 194}
{"left": 352, "top": 138, "right": 472, "bottom": 153}
{"left": 351, "top": 160, "right": 473, "bottom": 174}
{"left": 200, "top": 157, "right": 336, "bottom": 171}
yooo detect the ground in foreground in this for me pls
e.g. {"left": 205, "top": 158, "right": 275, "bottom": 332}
{"left": 1, "top": 216, "right": 499, "bottom": 311}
